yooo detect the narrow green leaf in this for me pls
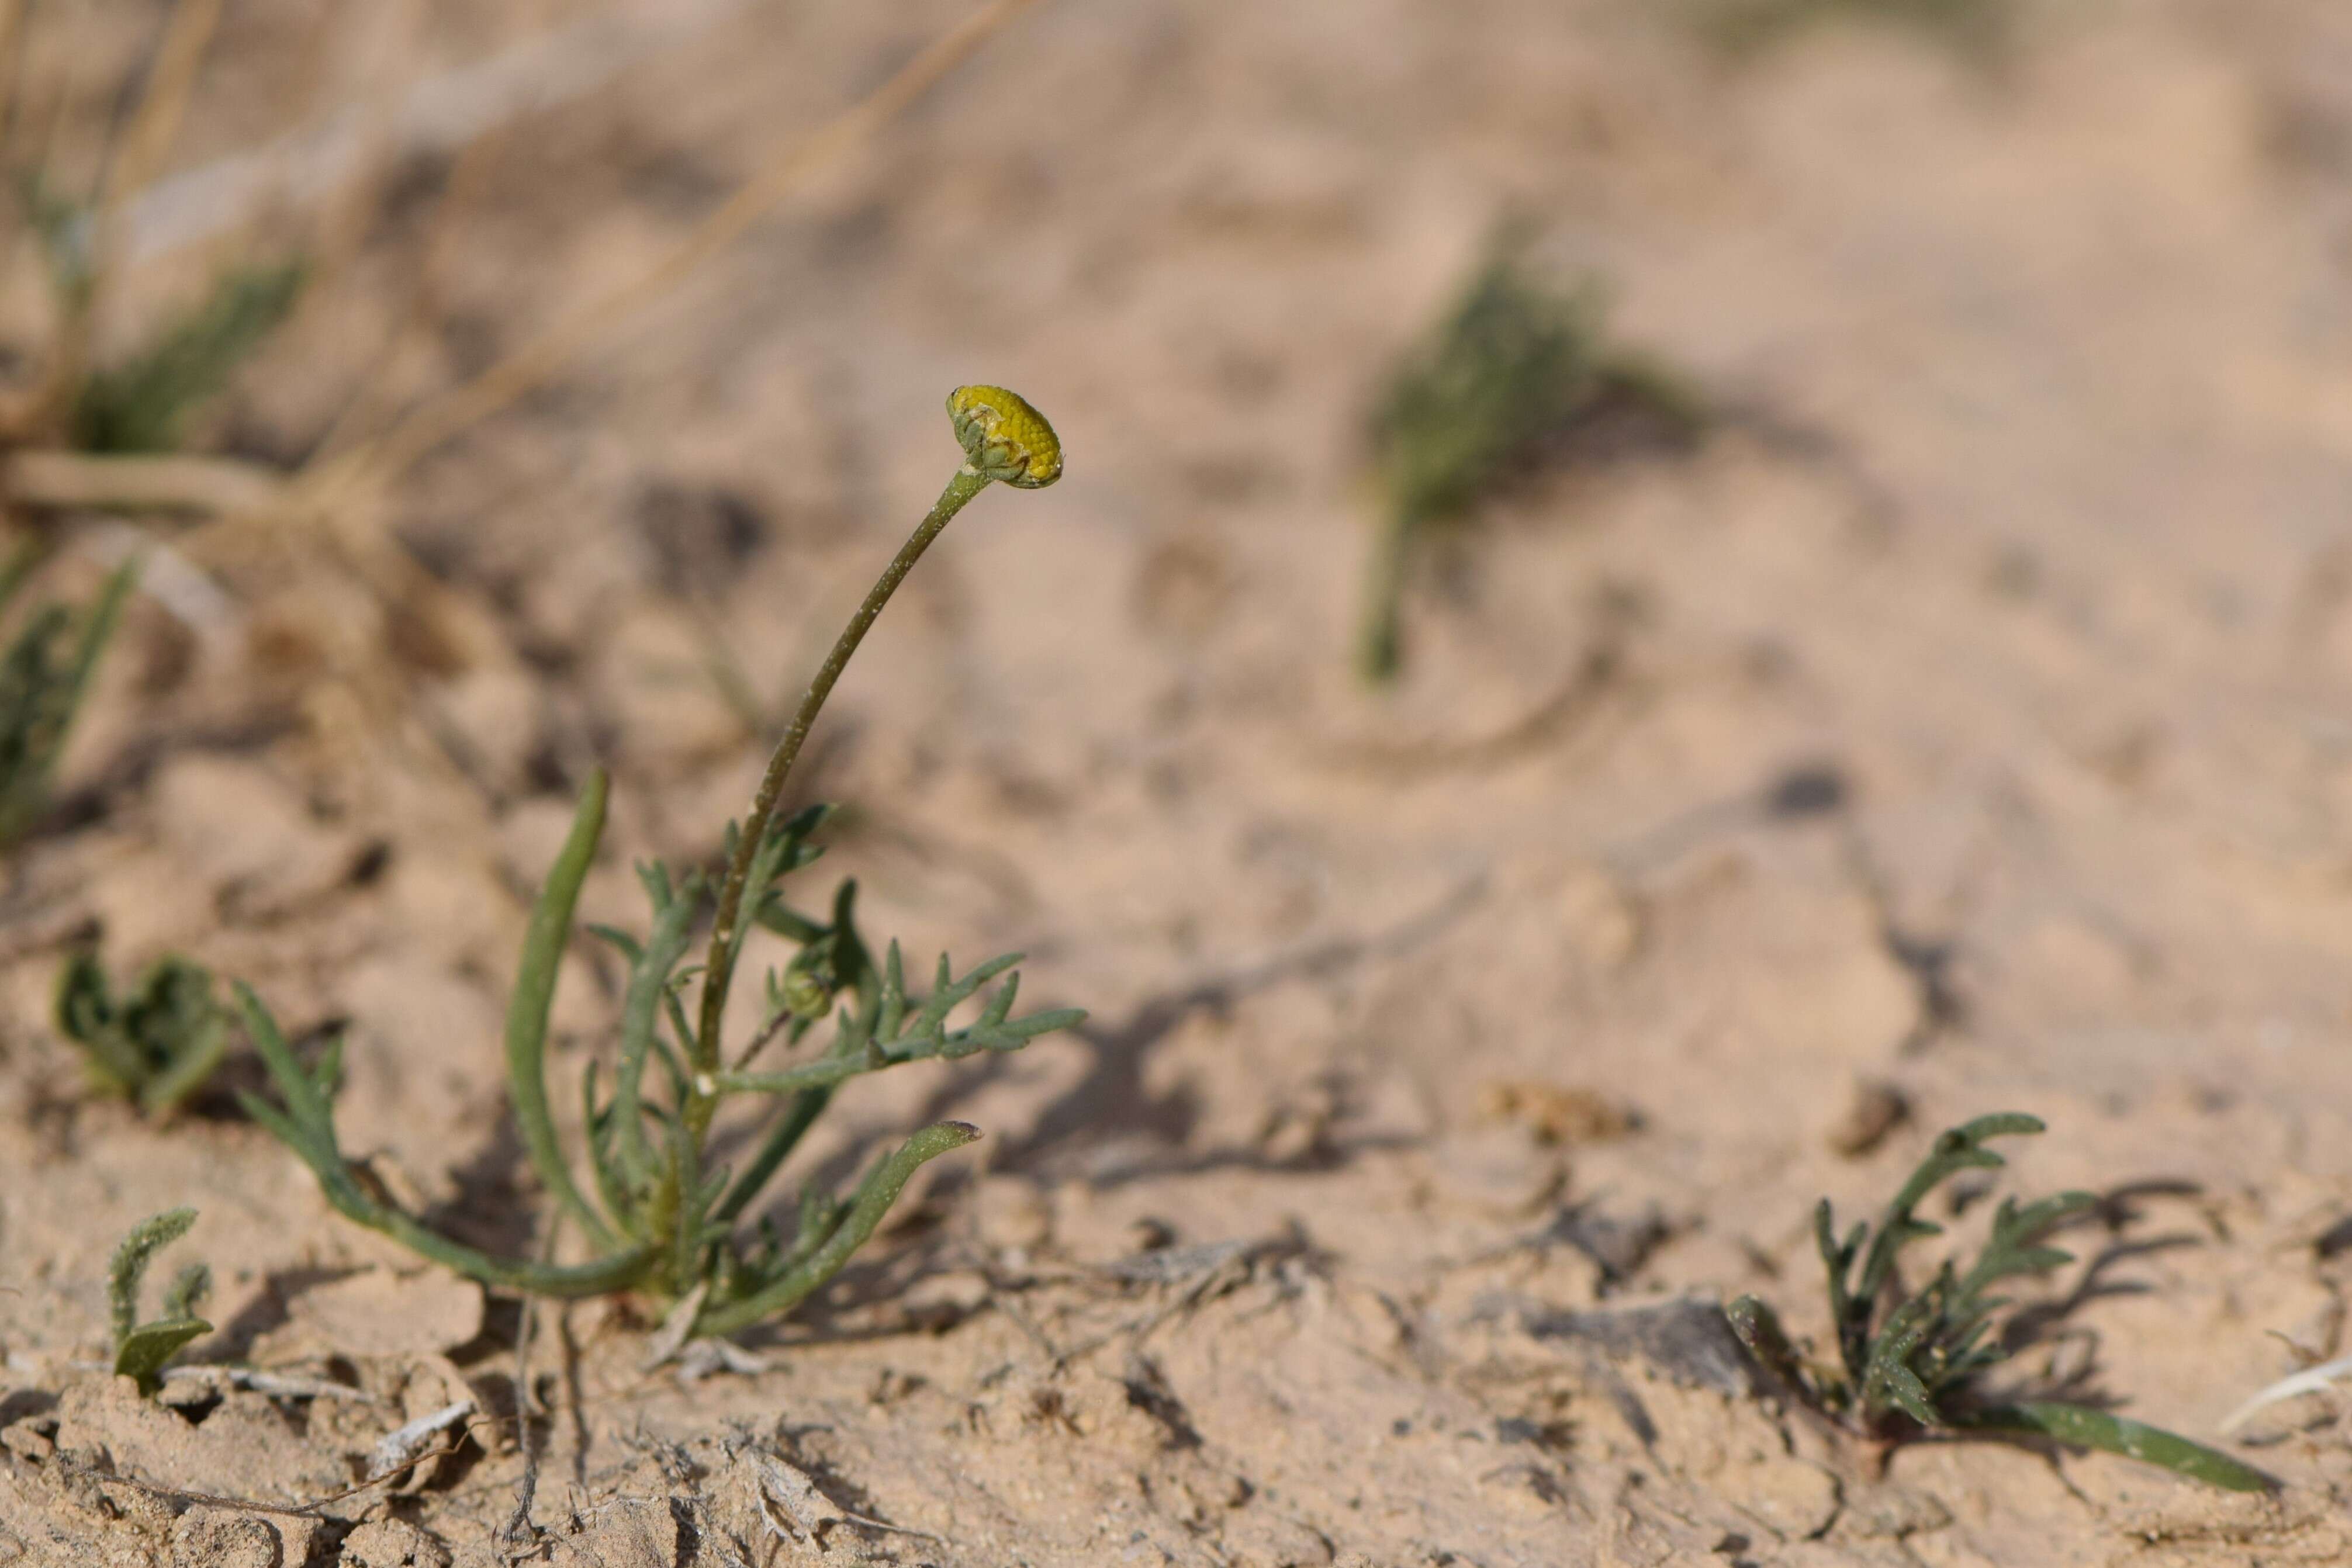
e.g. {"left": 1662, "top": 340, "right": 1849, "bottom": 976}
{"left": 1962, "top": 1402, "right": 2273, "bottom": 1493}
{"left": 712, "top": 1085, "right": 833, "bottom": 1226}
{"left": 613, "top": 868, "right": 703, "bottom": 1189}
{"left": 234, "top": 983, "right": 331, "bottom": 1141}
{"left": 504, "top": 768, "right": 615, "bottom": 1249}
{"left": 72, "top": 262, "right": 305, "bottom": 453}
{"left": 0, "top": 536, "right": 44, "bottom": 617}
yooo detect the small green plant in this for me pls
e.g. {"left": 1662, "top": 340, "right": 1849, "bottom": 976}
{"left": 1728, "top": 1114, "right": 2269, "bottom": 1491}
{"left": 1355, "top": 247, "right": 1701, "bottom": 683}
{"left": 107, "top": 1207, "right": 212, "bottom": 1394}
{"left": 54, "top": 950, "right": 231, "bottom": 1116}
{"left": 0, "top": 544, "right": 134, "bottom": 849}
{"left": 236, "top": 387, "right": 1081, "bottom": 1342}
{"left": 68, "top": 261, "right": 305, "bottom": 455}
{"left": 1689, "top": 0, "right": 2013, "bottom": 63}
{"left": 12, "top": 176, "right": 305, "bottom": 457}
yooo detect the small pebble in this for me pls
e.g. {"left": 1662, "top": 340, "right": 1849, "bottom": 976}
{"left": 1825, "top": 1078, "right": 1910, "bottom": 1158}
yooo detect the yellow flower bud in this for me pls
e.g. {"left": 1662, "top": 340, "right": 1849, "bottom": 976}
{"left": 947, "top": 385, "right": 1063, "bottom": 489}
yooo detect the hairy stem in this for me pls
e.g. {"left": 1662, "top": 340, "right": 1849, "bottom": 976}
{"left": 690, "top": 466, "right": 991, "bottom": 1119}
{"left": 712, "top": 1085, "right": 832, "bottom": 1227}
{"left": 352, "top": 1202, "right": 655, "bottom": 1299}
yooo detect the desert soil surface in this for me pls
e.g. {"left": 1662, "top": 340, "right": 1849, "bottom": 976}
{"left": 8, "top": 1, "right": 2352, "bottom": 1563}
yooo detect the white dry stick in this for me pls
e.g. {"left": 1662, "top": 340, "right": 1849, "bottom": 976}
{"left": 84, "top": 520, "right": 241, "bottom": 636}
{"left": 371, "top": 1398, "right": 476, "bottom": 1477}
{"left": 2219, "top": 1354, "right": 2352, "bottom": 1436}
{"left": 672, "top": 1336, "right": 769, "bottom": 1385}
{"left": 637, "top": 1278, "right": 711, "bottom": 1372}
{"left": 158, "top": 1365, "right": 376, "bottom": 1402}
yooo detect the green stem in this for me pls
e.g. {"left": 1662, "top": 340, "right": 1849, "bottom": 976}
{"left": 689, "top": 466, "right": 991, "bottom": 1119}
{"left": 235, "top": 981, "right": 651, "bottom": 1297}
{"left": 712, "top": 1085, "right": 832, "bottom": 1226}
{"left": 357, "top": 1203, "right": 655, "bottom": 1298}
{"left": 1355, "top": 501, "right": 1414, "bottom": 684}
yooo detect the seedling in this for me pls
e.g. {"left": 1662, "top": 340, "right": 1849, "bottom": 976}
{"left": 237, "top": 387, "right": 1081, "bottom": 1342}
{"left": 55, "top": 949, "right": 230, "bottom": 1116}
{"left": 1728, "top": 1114, "right": 2269, "bottom": 1490}
{"left": 107, "top": 1207, "right": 211, "bottom": 1394}
{"left": 12, "top": 174, "right": 305, "bottom": 458}
{"left": 1355, "top": 248, "right": 1701, "bottom": 682}
{"left": 68, "top": 261, "right": 305, "bottom": 455}
{"left": 0, "top": 543, "right": 134, "bottom": 850}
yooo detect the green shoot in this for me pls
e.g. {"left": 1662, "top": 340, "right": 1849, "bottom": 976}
{"left": 1356, "top": 247, "right": 1701, "bottom": 682}
{"left": 0, "top": 546, "right": 136, "bottom": 850}
{"left": 107, "top": 1207, "right": 212, "bottom": 1395}
{"left": 1690, "top": 0, "right": 2014, "bottom": 64}
{"left": 54, "top": 950, "right": 231, "bottom": 1117}
{"left": 1728, "top": 1114, "right": 2271, "bottom": 1491}
{"left": 70, "top": 262, "right": 305, "bottom": 455}
{"left": 238, "top": 386, "right": 1084, "bottom": 1342}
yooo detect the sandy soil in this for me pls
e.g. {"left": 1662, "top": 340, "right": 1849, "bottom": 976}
{"left": 9, "top": 0, "right": 2352, "bottom": 1562}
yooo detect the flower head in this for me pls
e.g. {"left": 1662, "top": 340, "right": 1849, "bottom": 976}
{"left": 947, "top": 385, "right": 1062, "bottom": 489}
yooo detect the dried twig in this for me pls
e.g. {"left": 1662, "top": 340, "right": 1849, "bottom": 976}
{"left": 157, "top": 1365, "right": 375, "bottom": 1403}
{"left": 497, "top": 1216, "right": 562, "bottom": 1561}
{"left": 5, "top": 450, "right": 288, "bottom": 515}
{"left": 372, "top": 1399, "right": 476, "bottom": 1478}
{"left": 56, "top": 1430, "right": 471, "bottom": 1520}
{"left": 2220, "top": 1355, "right": 2352, "bottom": 1437}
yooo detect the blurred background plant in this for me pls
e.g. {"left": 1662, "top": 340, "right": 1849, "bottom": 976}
{"left": 53, "top": 947, "right": 229, "bottom": 1117}
{"left": 1356, "top": 245, "right": 1703, "bottom": 684}
{"left": 0, "top": 0, "right": 1040, "bottom": 875}
{"left": 0, "top": 545, "right": 132, "bottom": 851}
{"left": 1689, "top": 0, "right": 2017, "bottom": 63}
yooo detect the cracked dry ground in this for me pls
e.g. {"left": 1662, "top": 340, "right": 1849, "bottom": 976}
{"left": 11, "top": 0, "right": 2352, "bottom": 1563}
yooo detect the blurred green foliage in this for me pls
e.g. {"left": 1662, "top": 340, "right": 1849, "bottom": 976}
{"left": 1357, "top": 248, "right": 1703, "bottom": 682}
{"left": 71, "top": 262, "right": 305, "bottom": 454}
{"left": 1692, "top": 0, "right": 2014, "bottom": 63}
{"left": 0, "top": 545, "right": 133, "bottom": 849}
{"left": 56, "top": 949, "right": 231, "bottom": 1117}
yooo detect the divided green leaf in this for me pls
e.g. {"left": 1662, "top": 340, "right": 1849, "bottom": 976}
{"left": 237, "top": 389, "right": 1084, "bottom": 1345}
{"left": 1728, "top": 1115, "right": 2270, "bottom": 1491}
{"left": 56, "top": 950, "right": 231, "bottom": 1115}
